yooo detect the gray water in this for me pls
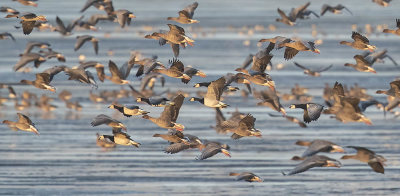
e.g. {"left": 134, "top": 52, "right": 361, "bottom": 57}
{"left": 0, "top": 0, "right": 400, "bottom": 195}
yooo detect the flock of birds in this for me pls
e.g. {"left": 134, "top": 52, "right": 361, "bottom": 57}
{"left": 0, "top": 0, "right": 399, "bottom": 183}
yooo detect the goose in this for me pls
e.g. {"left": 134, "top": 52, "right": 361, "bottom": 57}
{"left": 294, "top": 62, "right": 332, "bottom": 77}
{"left": 344, "top": 55, "right": 376, "bottom": 73}
{"left": 291, "top": 140, "right": 345, "bottom": 160}
{"left": 91, "top": 114, "right": 127, "bottom": 131}
{"left": 3, "top": 113, "right": 39, "bottom": 135}
{"left": 108, "top": 104, "right": 148, "bottom": 117}
{"left": 340, "top": 32, "right": 376, "bottom": 52}
{"left": 196, "top": 141, "right": 231, "bottom": 160}
{"left": 75, "top": 35, "right": 99, "bottom": 55}
{"left": 167, "top": 2, "right": 199, "bottom": 24}
{"left": 229, "top": 172, "right": 262, "bottom": 182}
{"left": 18, "top": 13, "right": 47, "bottom": 35}
{"left": 383, "top": 19, "right": 400, "bottom": 36}
{"left": 341, "top": 146, "right": 386, "bottom": 174}
{"left": 190, "top": 76, "right": 228, "bottom": 108}
{"left": 320, "top": 4, "right": 352, "bottom": 16}
{"left": 98, "top": 128, "right": 140, "bottom": 148}
{"left": 289, "top": 103, "right": 324, "bottom": 123}
{"left": 142, "top": 94, "right": 185, "bottom": 131}
{"left": 282, "top": 155, "right": 341, "bottom": 175}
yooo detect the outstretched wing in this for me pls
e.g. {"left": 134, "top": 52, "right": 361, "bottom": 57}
{"left": 183, "top": 2, "right": 198, "bottom": 18}
{"left": 352, "top": 32, "right": 369, "bottom": 44}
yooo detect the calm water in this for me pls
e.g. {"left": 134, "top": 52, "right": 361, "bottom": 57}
{"left": 0, "top": 0, "right": 400, "bottom": 195}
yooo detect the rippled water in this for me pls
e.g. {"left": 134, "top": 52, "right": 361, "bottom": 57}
{"left": 0, "top": 0, "right": 400, "bottom": 195}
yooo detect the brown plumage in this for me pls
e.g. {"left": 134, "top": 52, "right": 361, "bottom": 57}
{"left": 152, "top": 58, "right": 190, "bottom": 81}
{"left": 324, "top": 82, "right": 372, "bottom": 125}
{"left": 219, "top": 114, "right": 262, "bottom": 139}
{"left": 18, "top": 13, "right": 47, "bottom": 35}
{"left": 276, "top": 8, "right": 296, "bottom": 26}
{"left": 229, "top": 172, "right": 262, "bottom": 182}
{"left": 167, "top": 2, "right": 199, "bottom": 24}
{"left": 340, "top": 32, "right": 376, "bottom": 52}
{"left": 142, "top": 94, "right": 185, "bottom": 131}
{"left": 152, "top": 24, "right": 194, "bottom": 46}
{"left": 0, "top": 32, "right": 16, "bottom": 41}
{"left": 294, "top": 62, "right": 332, "bottom": 77}
{"left": 320, "top": 4, "right": 352, "bottom": 16}
{"left": 113, "top": 9, "right": 135, "bottom": 28}
{"left": 20, "top": 73, "right": 56, "bottom": 92}
{"left": 376, "top": 80, "right": 400, "bottom": 98}
{"left": 253, "top": 89, "right": 286, "bottom": 115}
{"left": 91, "top": 114, "right": 127, "bottom": 131}
{"left": 281, "top": 40, "right": 320, "bottom": 60}
{"left": 383, "top": 19, "right": 400, "bottom": 36}
{"left": 2, "top": 113, "right": 39, "bottom": 135}
{"left": 14, "top": 53, "right": 46, "bottom": 72}
{"left": 75, "top": 35, "right": 99, "bottom": 55}
{"left": 98, "top": 128, "right": 140, "bottom": 148}
{"left": 372, "top": 0, "right": 392, "bottom": 7}
{"left": 153, "top": 130, "right": 188, "bottom": 144}
{"left": 145, "top": 32, "right": 182, "bottom": 58}
{"left": 276, "top": 2, "right": 311, "bottom": 26}
{"left": 344, "top": 55, "right": 376, "bottom": 73}
{"left": 164, "top": 134, "right": 203, "bottom": 154}
{"left": 104, "top": 60, "right": 131, "bottom": 85}
{"left": 0, "top": 6, "right": 20, "bottom": 17}
{"left": 96, "top": 133, "right": 117, "bottom": 148}
{"left": 341, "top": 146, "right": 386, "bottom": 174}
{"left": 14, "top": 0, "right": 38, "bottom": 7}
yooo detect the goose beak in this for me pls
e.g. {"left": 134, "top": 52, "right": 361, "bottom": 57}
{"left": 174, "top": 123, "right": 185, "bottom": 132}
{"left": 332, "top": 145, "right": 345, "bottom": 153}
{"left": 253, "top": 176, "right": 263, "bottom": 182}
{"left": 326, "top": 160, "right": 342, "bottom": 168}
{"left": 314, "top": 49, "right": 320, "bottom": 54}
{"left": 363, "top": 118, "right": 373, "bottom": 125}
{"left": 182, "top": 74, "right": 191, "bottom": 81}
{"left": 129, "top": 14, "right": 136, "bottom": 18}
{"left": 89, "top": 26, "right": 98, "bottom": 31}
{"left": 221, "top": 149, "right": 231, "bottom": 157}
{"left": 30, "top": 126, "right": 40, "bottom": 135}
{"left": 196, "top": 71, "right": 207, "bottom": 78}
{"left": 280, "top": 108, "right": 287, "bottom": 115}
